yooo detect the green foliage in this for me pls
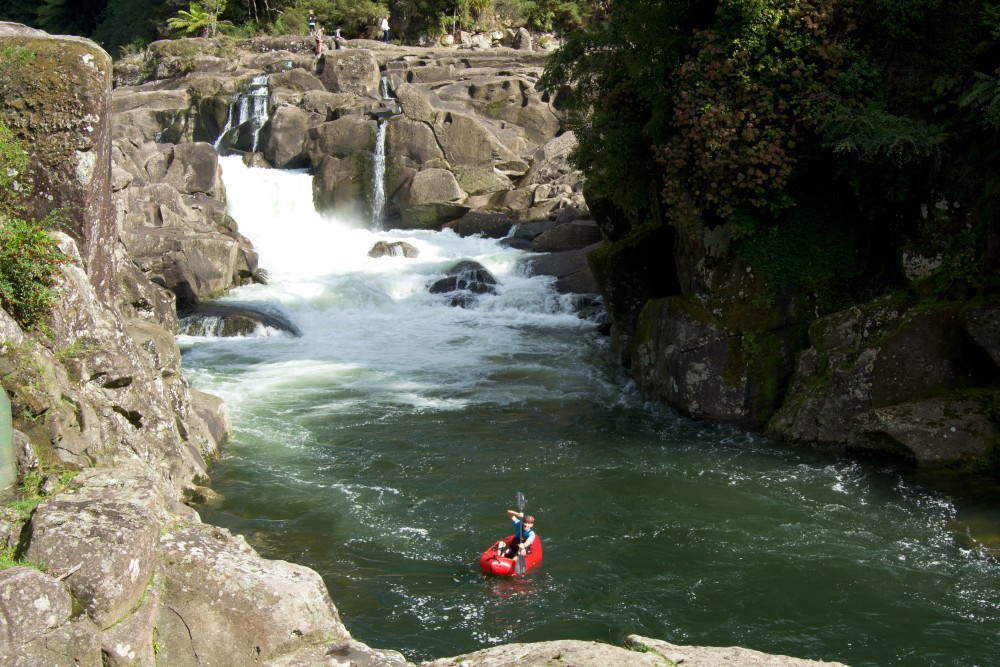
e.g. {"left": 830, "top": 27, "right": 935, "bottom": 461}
{"left": 91, "top": 0, "right": 189, "bottom": 53}
{"left": 659, "top": 0, "right": 847, "bottom": 226}
{"left": 0, "top": 215, "right": 67, "bottom": 328}
{"left": 0, "top": 122, "right": 67, "bottom": 329}
{"left": 168, "top": 1, "right": 230, "bottom": 37}
{"left": 35, "top": 0, "right": 105, "bottom": 36}
{"left": 0, "top": 468, "right": 77, "bottom": 571}
{"left": 960, "top": 70, "right": 1000, "bottom": 130}
{"left": 918, "top": 225, "right": 998, "bottom": 300}
{"left": 819, "top": 102, "right": 948, "bottom": 165}
{"left": 542, "top": 0, "right": 701, "bottom": 223}
{"left": 0, "top": 122, "right": 28, "bottom": 216}
{"left": 737, "top": 192, "right": 862, "bottom": 315}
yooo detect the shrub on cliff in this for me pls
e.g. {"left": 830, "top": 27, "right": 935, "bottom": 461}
{"left": 0, "top": 121, "right": 66, "bottom": 329}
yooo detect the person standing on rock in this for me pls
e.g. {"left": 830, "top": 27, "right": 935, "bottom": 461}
{"left": 307, "top": 9, "right": 316, "bottom": 35}
{"left": 334, "top": 25, "right": 345, "bottom": 49}
{"left": 314, "top": 24, "right": 324, "bottom": 55}
{"left": 381, "top": 16, "right": 390, "bottom": 43}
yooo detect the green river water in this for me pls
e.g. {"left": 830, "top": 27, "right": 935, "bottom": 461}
{"left": 182, "top": 157, "right": 1000, "bottom": 666}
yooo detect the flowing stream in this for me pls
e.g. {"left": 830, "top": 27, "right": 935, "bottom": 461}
{"left": 182, "top": 157, "right": 1000, "bottom": 666}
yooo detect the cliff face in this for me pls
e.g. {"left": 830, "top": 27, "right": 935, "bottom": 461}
{"left": 590, "top": 166, "right": 1000, "bottom": 471}
{"left": 0, "top": 24, "right": 401, "bottom": 666}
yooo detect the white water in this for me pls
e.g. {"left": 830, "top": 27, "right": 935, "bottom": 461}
{"left": 215, "top": 74, "right": 270, "bottom": 153}
{"left": 371, "top": 122, "right": 387, "bottom": 230}
{"left": 183, "top": 157, "right": 593, "bottom": 412}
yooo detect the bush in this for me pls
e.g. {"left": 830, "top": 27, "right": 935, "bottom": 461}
{"left": 0, "top": 215, "right": 67, "bottom": 328}
{"left": 0, "top": 122, "right": 66, "bottom": 329}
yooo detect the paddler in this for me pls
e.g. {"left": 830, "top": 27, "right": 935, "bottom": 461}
{"left": 496, "top": 510, "right": 536, "bottom": 558}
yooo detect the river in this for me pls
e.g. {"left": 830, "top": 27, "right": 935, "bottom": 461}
{"left": 181, "top": 156, "right": 1000, "bottom": 666}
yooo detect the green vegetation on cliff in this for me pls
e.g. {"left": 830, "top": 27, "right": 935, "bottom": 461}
{"left": 0, "top": 119, "right": 66, "bottom": 329}
{"left": 545, "top": 0, "right": 1000, "bottom": 309}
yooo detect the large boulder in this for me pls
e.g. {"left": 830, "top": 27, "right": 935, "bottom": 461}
{"left": 768, "top": 301, "right": 999, "bottom": 466}
{"left": 848, "top": 397, "right": 996, "bottom": 466}
{"left": 961, "top": 306, "right": 1000, "bottom": 372}
{"left": 532, "top": 220, "right": 603, "bottom": 252}
{"left": 0, "top": 567, "right": 76, "bottom": 660}
{"left": 444, "top": 211, "right": 515, "bottom": 238}
{"left": 386, "top": 114, "right": 444, "bottom": 167}
{"left": 423, "top": 635, "right": 849, "bottom": 667}
{"left": 398, "top": 167, "right": 469, "bottom": 228}
{"left": 317, "top": 49, "right": 381, "bottom": 96}
{"left": 306, "top": 115, "right": 375, "bottom": 161}
{"left": 528, "top": 242, "right": 603, "bottom": 295}
{"left": 23, "top": 468, "right": 164, "bottom": 630}
{"left": 117, "top": 143, "right": 259, "bottom": 307}
{"left": 0, "top": 24, "right": 118, "bottom": 305}
{"left": 261, "top": 105, "right": 313, "bottom": 168}
{"left": 432, "top": 110, "right": 527, "bottom": 174}
{"left": 155, "top": 521, "right": 349, "bottom": 665}
{"left": 112, "top": 89, "right": 192, "bottom": 142}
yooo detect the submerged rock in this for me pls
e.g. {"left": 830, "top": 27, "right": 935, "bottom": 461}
{"left": 369, "top": 240, "right": 419, "bottom": 258}
{"left": 179, "top": 302, "right": 302, "bottom": 337}
{"left": 428, "top": 260, "right": 499, "bottom": 307}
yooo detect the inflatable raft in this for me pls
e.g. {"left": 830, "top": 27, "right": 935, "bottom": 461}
{"left": 479, "top": 534, "right": 543, "bottom": 576}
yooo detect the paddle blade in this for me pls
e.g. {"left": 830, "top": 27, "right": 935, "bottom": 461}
{"left": 516, "top": 552, "right": 526, "bottom": 575}
{"left": 516, "top": 491, "right": 525, "bottom": 511}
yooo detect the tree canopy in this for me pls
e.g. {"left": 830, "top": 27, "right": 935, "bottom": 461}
{"left": 544, "top": 0, "right": 1000, "bottom": 302}
{"left": 0, "top": 0, "right": 596, "bottom": 53}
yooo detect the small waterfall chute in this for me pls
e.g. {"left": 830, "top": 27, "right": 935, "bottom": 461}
{"left": 215, "top": 74, "right": 271, "bottom": 155}
{"left": 369, "top": 75, "right": 399, "bottom": 231}
{"left": 371, "top": 121, "right": 387, "bottom": 231}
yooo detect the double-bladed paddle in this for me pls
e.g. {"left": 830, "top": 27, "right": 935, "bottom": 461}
{"left": 515, "top": 491, "right": 526, "bottom": 575}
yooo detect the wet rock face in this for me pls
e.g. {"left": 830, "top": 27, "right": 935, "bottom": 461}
{"left": 179, "top": 302, "right": 302, "bottom": 337}
{"left": 429, "top": 260, "right": 500, "bottom": 307}
{"left": 767, "top": 301, "right": 1000, "bottom": 466}
{"left": 369, "top": 240, "right": 419, "bottom": 258}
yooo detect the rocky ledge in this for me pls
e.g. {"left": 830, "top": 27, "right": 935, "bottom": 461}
{"left": 0, "top": 25, "right": 844, "bottom": 666}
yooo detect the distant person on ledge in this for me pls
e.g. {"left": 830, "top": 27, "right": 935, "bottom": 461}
{"left": 307, "top": 9, "right": 316, "bottom": 35}
{"left": 495, "top": 510, "right": 535, "bottom": 558}
{"left": 314, "top": 24, "right": 324, "bottom": 55}
{"left": 381, "top": 16, "right": 390, "bottom": 43}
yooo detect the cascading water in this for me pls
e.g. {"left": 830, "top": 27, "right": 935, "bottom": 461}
{"left": 182, "top": 157, "right": 1000, "bottom": 666}
{"left": 215, "top": 74, "right": 270, "bottom": 153}
{"left": 370, "top": 121, "right": 387, "bottom": 230}
{"left": 370, "top": 75, "right": 396, "bottom": 231}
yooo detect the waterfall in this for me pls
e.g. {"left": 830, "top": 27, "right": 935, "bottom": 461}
{"left": 215, "top": 74, "right": 271, "bottom": 154}
{"left": 371, "top": 121, "right": 387, "bottom": 231}
{"left": 370, "top": 75, "right": 398, "bottom": 231}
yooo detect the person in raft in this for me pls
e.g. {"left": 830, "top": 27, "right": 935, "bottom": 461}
{"left": 496, "top": 510, "right": 535, "bottom": 558}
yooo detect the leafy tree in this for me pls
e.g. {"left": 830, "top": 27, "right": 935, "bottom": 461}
{"left": 35, "top": 0, "right": 106, "bottom": 36}
{"left": 542, "top": 0, "right": 713, "bottom": 223}
{"left": 92, "top": 0, "right": 188, "bottom": 53}
{"left": 168, "top": 1, "right": 230, "bottom": 37}
{"left": 0, "top": 0, "right": 42, "bottom": 24}
{"left": 659, "top": 0, "right": 849, "bottom": 232}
